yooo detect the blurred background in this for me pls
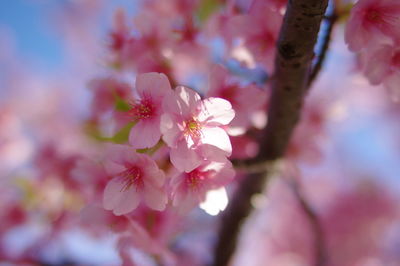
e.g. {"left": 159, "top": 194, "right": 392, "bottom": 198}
{"left": 0, "top": 1, "right": 138, "bottom": 264}
{"left": 1, "top": 0, "right": 400, "bottom": 265}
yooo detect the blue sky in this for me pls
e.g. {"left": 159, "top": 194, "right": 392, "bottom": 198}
{"left": 0, "top": 0, "right": 139, "bottom": 71}
{"left": 0, "top": 0, "right": 65, "bottom": 68}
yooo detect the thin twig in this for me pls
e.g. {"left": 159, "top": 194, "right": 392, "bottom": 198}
{"left": 290, "top": 180, "right": 326, "bottom": 266}
{"left": 212, "top": 0, "right": 329, "bottom": 265}
{"left": 231, "top": 158, "right": 271, "bottom": 174}
{"left": 308, "top": 9, "right": 338, "bottom": 86}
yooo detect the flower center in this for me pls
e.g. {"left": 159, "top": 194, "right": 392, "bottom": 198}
{"left": 184, "top": 118, "right": 202, "bottom": 139}
{"left": 118, "top": 166, "right": 143, "bottom": 191}
{"left": 110, "top": 31, "right": 126, "bottom": 52}
{"left": 366, "top": 9, "right": 382, "bottom": 23}
{"left": 186, "top": 169, "right": 207, "bottom": 190}
{"left": 129, "top": 99, "right": 155, "bottom": 120}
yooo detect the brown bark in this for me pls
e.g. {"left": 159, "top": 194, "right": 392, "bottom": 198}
{"left": 212, "top": 0, "right": 329, "bottom": 265}
{"left": 259, "top": 0, "right": 329, "bottom": 160}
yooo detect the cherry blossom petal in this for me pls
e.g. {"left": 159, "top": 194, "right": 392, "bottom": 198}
{"left": 136, "top": 72, "right": 171, "bottom": 99}
{"left": 170, "top": 175, "right": 199, "bottom": 213}
{"left": 364, "top": 46, "right": 391, "bottom": 85}
{"left": 199, "top": 187, "right": 229, "bottom": 216}
{"left": 198, "top": 144, "right": 230, "bottom": 163}
{"left": 173, "top": 192, "right": 198, "bottom": 213}
{"left": 129, "top": 118, "right": 161, "bottom": 149}
{"left": 345, "top": 0, "right": 400, "bottom": 51}
{"left": 202, "top": 161, "right": 235, "bottom": 187}
{"left": 162, "top": 91, "right": 181, "bottom": 115}
{"left": 103, "top": 177, "right": 140, "bottom": 215}
{"left": 170, "top": 140, "right": 203, "bottom": 172}
{"left": 106, "top": 144, "right": 135, "bottom": 164}
{"left": 198, "top": 97, "right": 235, "bottom": 126}
{"left": 160, "top": 114, "right": 181, "bottom": 148}
{"left": 143, "top": 184, "right": 167, "bottom": 211}
{"left": 201, "top": 126, "right": 232, "bottom": 155}
{"left": 143, "top": 166, "right": 165, "bottom": 188}
{"left": 345, "top": 15, "right": 365, "bottom": 52}
{"left": 175, "top": 86, "right": 201, "bottom": 115}
{"left": 104, "top": 161, "right": 125, "bottom": 176}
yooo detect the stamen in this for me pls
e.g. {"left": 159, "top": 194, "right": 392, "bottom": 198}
{"left": 184, "top": 118, "right": 202, "bottom": 139}
{"left": 128, "top": 99, "right": 155, "bottom": 120}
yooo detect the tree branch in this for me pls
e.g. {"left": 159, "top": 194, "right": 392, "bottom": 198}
{"left": 231, "top": 5, "right": 338, "bottom": 173}
{"left": 308, "top": 8, "right": 338, "bottom": 86}
{"left": 291, "top": 180, "right": 326, "bottom": 266}
{"left": 212, "top": 0, "right": 329, "bottom": 265}
{"left": 212, "top": 172, "right": 271, "bottom": 266}
{"left": 231, "top": 159, "right": 271, "bottom": 174}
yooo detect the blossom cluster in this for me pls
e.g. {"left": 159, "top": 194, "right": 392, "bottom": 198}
{"left": 102, "top": 72, "right": 236, "bottom": 215}
{"left": 88, "top": 0, "right": 276, "bottom": 219}
{"left": 345, "top": 0, "right": 400, "bottom": 98}
{"left": 80, "top": 2, "right": 271, "bottom": 263}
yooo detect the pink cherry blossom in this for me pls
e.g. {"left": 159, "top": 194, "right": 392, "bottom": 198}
{"left": 170, "top": 143, "right": 232, "bottom": 173}
{"left": 207, "top": 64, "right": 267, "bottom": 131}
{"left": 117, "top": 9, "right": 173, "bottom": 72}
{"left": 128, "top": 72, "right": 172, "bottom": 149}
{"left": 362, "top": 43, "right": 400, "bottom": 97}
{"left": 345, "top": 0, "right": 400, "bottom": 52}
{"left": 170, "top": 159, "right": 235, "bottom": 213}
{"left": 88, "top": 77, "right": 132, "bottom": 121}
{"left": 226, "top": 1, "right": 283, "bottom": 71}
{"left": 103, "top": 145, "right": 167, "bottom": 215}
{"left": 160, "top": 86, "right": 235, "bottom": 172}
{"left": 109, "top": 8, "right": 129, "bottom": 53}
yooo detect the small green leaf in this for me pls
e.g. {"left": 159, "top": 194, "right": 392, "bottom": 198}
{"left": 136, "top": 140, "right": 164, "bottom": 155}
{"left": 85, "top": 121, "right": 136, "bottom": 144}
{"left": 196, "top": 0, "right": 221, "bottom": 22}
{"left": 84, "top": 122, "right": 108, "bottom": 141}
{"left": 113, "top": 92, "right": 131, "bottom": 111}
{"left": 110, "top": 121, "right": 137, "bottom": 144}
